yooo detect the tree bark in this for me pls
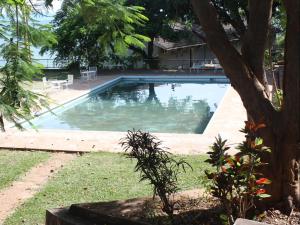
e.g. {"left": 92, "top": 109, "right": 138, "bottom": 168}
{"left": 0, "top": 113, "right": 5, "bottom": 132}
{"left": 147, "top": 37, "right": 154, "bottom": 59}
{"left": 280, "top": 0, "right": 300, "bottom": 207}
{"left": 147, "top": 37, "right": 158, "bottom": 69}
{"left": 241, "top": 0, "right": 273, "bottom": 95}
{"left": 191, "top": 0, "right": 300, "bottom": 208}
{"left": 212, "top": 1, "right": 246, "bottom": 36}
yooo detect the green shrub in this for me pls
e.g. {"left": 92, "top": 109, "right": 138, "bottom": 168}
{"left": 121, "top": 130, "right": 191, "bottom": 223}
{"left": 205, "top": 122, "right": 271, "bottom": 224}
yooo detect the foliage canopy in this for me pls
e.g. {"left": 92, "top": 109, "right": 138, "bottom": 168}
{"left": 46, "top": 0, "right": 150, "bottom": 67}
{"left": 0, "top": 0, "right": 56, "bottom": 131}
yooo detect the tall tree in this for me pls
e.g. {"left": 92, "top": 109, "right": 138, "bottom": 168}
{"left": 46, "top": 0, "right": 150, "bottom": 68}
{"left": 0, "top": 0, "right": 56, "bottom": 131}
{"left": 191, "top": 0, "right": 300, "bottom": 210}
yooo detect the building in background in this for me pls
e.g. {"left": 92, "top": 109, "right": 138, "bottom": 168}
{"left": 151, "top": 24, "right": 239, "bottom": 70}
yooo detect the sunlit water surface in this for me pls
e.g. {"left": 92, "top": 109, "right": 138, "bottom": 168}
{"left": 31, "top": 81, "right": 229, "bottom": 134}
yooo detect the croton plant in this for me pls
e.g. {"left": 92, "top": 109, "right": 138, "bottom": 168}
{"left": 205, "top": 121, "right": 271, "bottom": 225}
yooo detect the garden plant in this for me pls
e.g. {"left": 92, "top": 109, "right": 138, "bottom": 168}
{"left": 121, "top": 130, "right": 192, "bottom": 224}
{"left": 205, "top": 121, "right": 272, "bottom": 224}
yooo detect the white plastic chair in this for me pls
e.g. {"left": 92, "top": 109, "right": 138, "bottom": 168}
{"left": 43, "top": 76, "right": 58, "bottom": 89}
{"left": 63, "top": 74, "right": 74, "bottom": 88}
{"left": 42, "top": 77, "right": 48, "bottom": 87}
{"left": 80, "top": 70, "right": 89, "bottom": 81}
{"left": 89, "top": 66, "right": 97, "bottom": 79}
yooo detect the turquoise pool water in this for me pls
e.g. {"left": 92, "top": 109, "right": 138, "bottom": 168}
{"left": 29, "top": 77, "right": 229, "bottom": 134}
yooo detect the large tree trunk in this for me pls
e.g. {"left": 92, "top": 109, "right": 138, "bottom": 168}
{"left": 147, "top": 37, "right": 154, "bottom": 59}
{"left": 191, "top": 0, "right": 300, "bottom": 208}
{"left": 279, "top": 0, "right": 300, "bottom": 208}
{"left": 147, "top": 37, "right": 159, "bottom": 69}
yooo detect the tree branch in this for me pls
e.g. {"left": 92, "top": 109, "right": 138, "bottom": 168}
{"left": 190, "top": 0, "right": 277, "bottom": 126}
{"left": 229, "top": 2, "right": 247, "bottom": 35}
{"left": 212, "top": 1, "right": 246, "bottom": 36}
{"left": 241, "top": 0, "right": 273, "bottom": 86}
{"left": 28, "top": 0, "right": 53, "bottom": 18}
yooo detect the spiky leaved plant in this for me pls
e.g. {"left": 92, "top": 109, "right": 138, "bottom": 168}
{"left": 121, "top": 130, "right": 191, "bottom": 224}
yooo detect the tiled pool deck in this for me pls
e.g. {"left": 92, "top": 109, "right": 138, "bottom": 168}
{"left": 0, "top": 74, "right": 246, "bottom": 155}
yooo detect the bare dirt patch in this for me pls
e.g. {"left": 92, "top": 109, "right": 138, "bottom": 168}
{"left": 261, "top": 209, "right": 300, "bottom": 225}
{"left": 57, "top": 192, "right": 300, "bottom": 225}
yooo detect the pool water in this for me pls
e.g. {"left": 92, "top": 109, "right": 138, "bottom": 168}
{"left": 31, "top": 80, "right": 229, "bottom": 134}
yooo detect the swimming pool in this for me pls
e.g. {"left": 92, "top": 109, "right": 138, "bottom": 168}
{"left": 27, "top": 76, "right": 229, "bottom": 134}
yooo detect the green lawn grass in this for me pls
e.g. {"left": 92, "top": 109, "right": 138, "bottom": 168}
{"left": 4, "top": 152, "right": 210, "bottom": 225}
{"left": 0, "top": 150, "right": 50, "bottom": 190}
